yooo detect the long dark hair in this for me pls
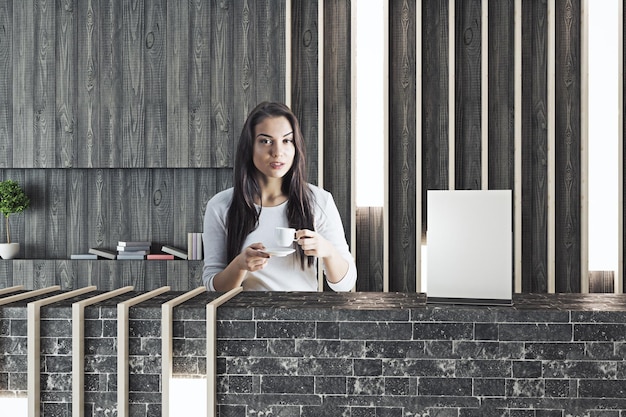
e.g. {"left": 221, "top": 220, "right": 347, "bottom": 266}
{"left": 226, "top": 102, "right": 315, "bottom": 268}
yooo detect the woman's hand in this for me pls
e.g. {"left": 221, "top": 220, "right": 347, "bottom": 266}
{"left": 237, "top": 242, "right": 270, "bottom": 272}
{"left": 295, "top": 229, "right": 333, "bottom": 258}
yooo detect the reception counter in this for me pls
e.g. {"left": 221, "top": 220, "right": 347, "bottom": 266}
{"left": 1, "top": 289, "right": 626, "bottom": 416}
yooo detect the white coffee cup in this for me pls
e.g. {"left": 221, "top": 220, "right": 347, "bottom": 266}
{"left": 276, "top": 227, "right": 297, "bottom": 247}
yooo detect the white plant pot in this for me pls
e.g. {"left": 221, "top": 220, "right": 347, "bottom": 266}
{"left": 0, "top": 243, "right": 20, "bottom": 259}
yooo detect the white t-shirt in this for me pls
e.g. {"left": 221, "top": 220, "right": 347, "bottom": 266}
{"left": 202, "top": 184, "right": 357, "bottom": 292}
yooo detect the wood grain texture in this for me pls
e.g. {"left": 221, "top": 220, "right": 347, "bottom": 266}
{"left": 389, "top": 0, "right": 416, "bottom": 292}
{"left": 454, "top": 0, "right": 482, "bottom": 190}
{"left": 56, "top": 0, "right": 77, "bottom": 168}
{"left": 145, "top": 0, "right": 167, "bottom": 167}
{"left": 189, "top": 0, "right": 211, "bottom": 168}
{"left": 100, "top": 0, "right": 123, "bottom": 167}
{"left": 210, "top": 0, "right": 235, "bottom": 168}
{"left": 123, "top": 0, "right": 146, "bottom": 167}
{"left": 356, "top": 207, "right": 384, "bottom": 292}
{"left": 13, "top": 0, "right": 35, "bottom": 167}
{"left": 34, "top": 0, "right": 56, "bottom": 168}
{"left": 521, "top": 0, "right": 548, "bottom": 293}
{"left": 554, "top": 0, "right": 581, "bottom": 293}
{"left": 488, "top": 0, "right": 515, "bottom": 190}
{"left": 323, "top": 0, "right": 352, "bottom": 246}
{"left": 77, "top": 0, "right": 101, "bottom": 168}
{"left": 0, "top": 0, "right": 12, "bottom": 168}
{"left": 254, "top": 0, "right": 286, "bottom": 103}
{"left": 291, "top": 0, "right": 320, "bottom": 184}
{"left": 422, "top": 0, "right": 449, "bottom": 233}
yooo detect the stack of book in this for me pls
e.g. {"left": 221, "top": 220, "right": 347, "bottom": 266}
{"left": 117, "top": 241, "right": 151, "bottom": 259}
{"left": 187, "top": 232, "right": 203, "bottom": 260}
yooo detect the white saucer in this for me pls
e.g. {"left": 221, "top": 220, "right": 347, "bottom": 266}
{"left": 260, "top": 248, "right": 295, "bottom": 257}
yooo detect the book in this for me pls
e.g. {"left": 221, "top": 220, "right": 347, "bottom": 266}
{"left": 71, "top": 254, "right": 98, "bottom": 260}
{"left": 116, "top": 246, "right": 150, "bottom": 253}
{"left": 187, "top": 232, "right": 204, "bottom": 260}
{"left": 88, "top": 248, "right": 117, "bottom": 260}
{"left": 118, "top": 241, "right": 152, "bottom": 247}
{"left": 116, "top": 253, "right": 146, "bottom": 260}
{"left": 161, "top": 245, "right": 188, "bottom": 259}
{"left": 146, "top": 254, "right": 175, "bottom": 260}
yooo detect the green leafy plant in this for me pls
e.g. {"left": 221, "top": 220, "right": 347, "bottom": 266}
{"left": 0, "top": 180, "right": 31, "bottom": 243}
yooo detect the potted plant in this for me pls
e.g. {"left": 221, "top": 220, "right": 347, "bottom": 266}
{"left": 0, "top": 179, "right": 30, "bottom": 259}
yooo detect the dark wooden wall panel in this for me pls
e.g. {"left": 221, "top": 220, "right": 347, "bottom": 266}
{"left": 555, "top": 0, "right": 581, "bottom": 292}
{"left": 35, "top": 0, "right": 56, "bottom": 168}
{"left": 521, "top": 0, "right": 548, "bottom": 293}
{"left": 488, "top": 0, "right": 515, "bottom": 191}
{"left": 323, "top": 0, "right": 352, "bottom": 244}
{"left": 422, "top": 0, "right": 449, "bottom": 237}
{"left": 389, "top": 0, "right": 417, "bottom": 292}
{"left": 356, "top": 207, "right": 384, "bottom": 292}
{"left": 291, "top": 0, "right": 320, "bottom": 184}
{"left": 455, "top": 0, "right": 482, "bottom": 190}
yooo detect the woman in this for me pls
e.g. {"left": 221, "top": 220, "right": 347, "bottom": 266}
{"left": 202, "top": 101, "right": 357, "bottom": 291}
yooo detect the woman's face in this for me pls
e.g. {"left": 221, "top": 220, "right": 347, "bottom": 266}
{"left": 252, "top": 116, "right": 295, "bottom": 182}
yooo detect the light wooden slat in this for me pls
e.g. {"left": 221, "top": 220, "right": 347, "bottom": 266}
{"left": 581, "top": 0, "right": 589, "bottom": 293}
{"left": 206, "top": 287, "right": 243, "bottom": 417}
{"left": 162, "top": 286, "right": 206, "bottom": 417}
{"left": 117, "top": 286, "right": 170, "bottom": 417}
{"left": 548, "top": 0, "right": 556, "bottom": 293}
{"left": 0, "top": 285, "right": 60, "bottom": 306}
{"left": 481, "top": 0, "right": 488, "bottom": 189}
{"left": 449, "top": 0, "right": 455, "bottom": 190}
{"left": 619, "top": 0, "right": 624, "bottom": 294}
{"left": 416, "top": 0, "right": 422, "bottom": 292}
{"left": 72, "top": 286, "right": 134, "bottom": 417}
{"left": 514, "top": 0, "right": 522, "bottom": 293}
{"left": 28, "top": 286, "right": 96, "bottom": 417}
{"left": 0, "top": 285, "right": 23, "bottom": 296}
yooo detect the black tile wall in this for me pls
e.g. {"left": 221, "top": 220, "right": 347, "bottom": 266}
{"left": 2, "top": 292, "right": 626, "bottom": 416}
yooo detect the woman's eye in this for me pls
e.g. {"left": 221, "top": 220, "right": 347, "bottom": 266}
{"left": 260, "top": 139, "right": 272, "bottom": 145}
{"left": 284, "top": 138, "right": 294, "bottom": 144}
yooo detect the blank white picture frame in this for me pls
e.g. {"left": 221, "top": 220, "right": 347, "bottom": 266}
{"left": 427, "top": 190, "right": 513, "bottom": 304}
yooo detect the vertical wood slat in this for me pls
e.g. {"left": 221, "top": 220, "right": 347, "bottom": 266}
{"left": 145, "top": 0, "right": 167, "bottom": 168}
{"left": 122, "top": 0, "right": 146, "bottom": 167}
{"left": 285, "top": 0, "right": 292, "bottom": 107}
{"left": 481, "top": 0, "right": 488, "bottom": 190}
{"left": 614, "top": 1, "right": 626, "bottom": 294}
{"left": 449, "top": 0, "right": 456, "bottom": 190}
{"left": 34, "top": 0, "right": 55, "bottom": 168}
{"left": 515, "top": 0, "right": 523, "bottom": 293}
{"left": 161, "top": 287, "right": 206, "bottom": 417}
{"left": 72, "top": 286, "right": 133, "bottom": 417}
{"left": 210, "top": 0, "right": 234, "bottom": 168}
{"left": 13, "top": 0, "right": 35, "bottom": 167}
{"left": 100, "top": 0, "right": 123, "bottom": 167}
{"left": 255, "top": 0, "right": 286, "bottom": 103}
{"left": 318, "top": 0, "right": 324, "bottom": 292}
{"left": 323, "top": 0, "right": 352, "bottom": 247}
{"left": 28, "top": 286, "right": 96, "bottom": 417}
{"left": 455, "top": 0, "right": 482, "bottom": 190}
{"left": 233, "top": 0, "right": 256, "bottom": 131}
{"left": 117, "top": 286, "right": 170, "bottom": 417}
{"left": 0, "top": 0, "right": 12, "bottom": 168}
{"left": 207, "top": 287, "right": 243, "bottom": 417}
{"left": 188, "top": 0, "right": 210, "bottom": 168}
{"left": 56, "top": 0, "right": 77, "bottom": 168}
{"left": 581, "top": 0, "right": 589, "bottom": 293}
{"left": 554, "top": 0, "right": 582, "bottom": 293}
{"left": 548, "top": 0, "right": 556, "bottom": 293}
{"left": 389, "top": 0, "right": 417, "bottom": 292}
{"left": 416, "top": 0, "right": 422, "bottom": 291}
{"left": 291, "top": 0, "right": 320, "bottom": 184}
{"left": 77, "top": 0, "right": 100, "bottom": 168}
